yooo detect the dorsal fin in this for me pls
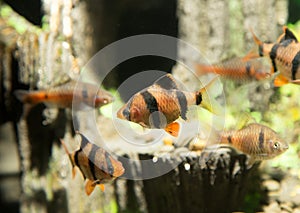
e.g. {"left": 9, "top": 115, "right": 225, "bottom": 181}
{"left": 279, "top": 27, "right": 298, "bottom": 43}
{"left": 76, "top": 131, "right": 90, "bottom": 148}
{"left": 236, "top": 112, "right": 257, "bottom": 129}
{"left": 153, "top": 74, "right": 179, "bottom": 90}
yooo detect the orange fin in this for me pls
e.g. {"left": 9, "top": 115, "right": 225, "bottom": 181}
{"left": 85, "top": 180, "right": 96, "bottom": 196}
{"left": 243, "top": 28, "right": 264, "bottom": 61}
{"left": 98, "top": 184, "right": 105, "bottom": 192}
{"left": 250, "top": 27, "right": 264, "bottom": 47}
{"left": 164, "top": 122, "right": 180, "bottom": 137}
{"left": 242, "top": 48, "right": 261, "bottom": 61}
{"left": 72, "top": 167, "right": 77, "bottom": 179}
{"left": 60, "top": 139, "right": 76, "bottom": 178}
{"left": 274, "top": 75, "right": 289, "bottom": 87}
{"left": 278, "top": 26, "right": 298, "bottom": 43}
{"left": 194, "top": 63, "right": 214, "bottom": 76}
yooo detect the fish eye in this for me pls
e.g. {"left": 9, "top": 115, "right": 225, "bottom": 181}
{"left": 122, "top": 108, "right": 130, "bottom": 120}
{"left": 273, "top": 142, "right": 280, "bottom": 150}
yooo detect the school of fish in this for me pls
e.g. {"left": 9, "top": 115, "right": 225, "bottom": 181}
{"left": 14, "top": 26, "right": 297, "bottom": 196}
{"left": 195, "top": 26, "right": 300, "bottom": 87}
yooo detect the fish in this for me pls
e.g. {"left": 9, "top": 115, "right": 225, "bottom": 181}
{"left": 195, "top": 57, "right": 271, "bottom": 81}
{"left": 60, "top": 132, "right": 125, "bottom": 195}
{"left": 245, "top": 26, "right": 300, "bottom": 86}
{"left": 117, "top": 73, "right": 221, "bottom": 137}
{"left": 14, "top": 80, "right": 114, "bottom": 109}
{"left": 220, "top": 123, "right": 289, "bottom": 160}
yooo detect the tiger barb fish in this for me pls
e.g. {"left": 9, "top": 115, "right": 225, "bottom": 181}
{"left": 245, "top": 26, "right": 300, "bottom": 86}
{"left": 117, "top": 73, "right": 221, "bottom": 137}
{"left": 15, "top": 80, "right": 113, "bottom": 109}
{"left": 220, "top": 123, "right": 289, "bottom": 160}
{"left": 195, "top": 57, "right": 271, "bottom": 81}
{"left": 60, "top": 132, "right": 124, "bottom": 195}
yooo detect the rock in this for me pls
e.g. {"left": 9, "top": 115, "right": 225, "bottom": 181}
{"left": 279, "top": 176, "right": 300, "bottom": 206}
{"left": 268, "top": 191, "right": 280, "bottom": 201}
{"left": 281, "top": 202, "right": 293, "bottom": 213}
{"left": 293, "top": 208, "right": 300, "bottom": 213}
{"left": 263, "top": 202, "right": 281, "bottom": 213}
{"left": 263, "top": 179, "right": 280, "bottom": 191}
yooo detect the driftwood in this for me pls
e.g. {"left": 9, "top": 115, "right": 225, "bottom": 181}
{"left": 115, "top": 146, "right": 261, "bottom": 213}
{"left": 0, "top": 0, "right": 288, "bottom": 213}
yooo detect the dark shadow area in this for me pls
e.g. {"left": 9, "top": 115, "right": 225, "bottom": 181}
{"left": 0, "top": 173, "right": 21, "bottom": 213}
{"left": 86, "top": 0, "right": 178, "bottom": 88}
{"left": 3, "top": 0, "right": 43, "bottom": 26}
{"left": 26, "top": 105, "right": 67, "bottom": 175}
{"left": 47, "top": 189, "right": 69, "bottom": 213}
{"left": 288, "top": 0, "right": 300, "bottom": 23}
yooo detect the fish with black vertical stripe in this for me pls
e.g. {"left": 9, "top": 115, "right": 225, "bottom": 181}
{"left": 117, "top": 74, "right": 221, "bottom": 137}
{"left": 60, "top": 132, "right": 125, "bottom": 195}
{"left": 15, "top": 80, "right": 113, "bottom": 109}
{"left": 195, "top": 57, "right": 272, "bottom": 82}
{"left": 220, "top": 123, "right": 288, "bottom": 160}
{"left": 245, "top": 26, "right": 300, "bottom": 86}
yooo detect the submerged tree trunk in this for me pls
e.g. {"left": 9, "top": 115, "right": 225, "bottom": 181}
{"left": 0, "top": 0, "right": 288, "bottom": 213}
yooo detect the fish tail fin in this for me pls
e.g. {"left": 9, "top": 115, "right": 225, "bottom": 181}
{"left": 191, "top": 121, "right": 223, "bottom": 148}
{"left": 60, "top": 139, "right": 76, "bottom": 178}
{"left": 194, "top": 63, "right": 215, "bottom": 76}
{"left": 198, "top": 76, "right": 224, "bottom": 116}
{"left": 14, "top": 90, "right": 29, "bottom": 103}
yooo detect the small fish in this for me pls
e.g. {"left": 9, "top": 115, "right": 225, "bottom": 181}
{"left": 15, "top": 80, "right": 114, "bottom": 109}
{"left": 195, "top": 57, "right": 271, "bottom": 81}
{"left": 60, "top": 132, "right": 125, "bottom": 195}
{"left": 245, "top": 27, "right": 300, "bottom": 86}
{"left": 220, "top": 123, "right": 288, "bottom": 160}
{"left": 117, "top": 74, "right": 221, "bottom": 137}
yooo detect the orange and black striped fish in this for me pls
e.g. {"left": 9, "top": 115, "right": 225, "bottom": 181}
{"left": 220, "top": 123, "right": 288, "bottom": 160}
{"left": 15, "top": 80, "right": 114, "bottom": 109}
{"left": 60, "top": 132, "right": 125, "bottom": 195}
{"left": 117, "top": 74, "right": 221, "bottom": 137}
{"left": 195, "top": 57, "right": 271, "bottom": 81}
{"left": 245, "top": 27, "right": 300, "bottom": 86}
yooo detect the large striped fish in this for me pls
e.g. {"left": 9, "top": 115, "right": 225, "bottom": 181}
{"left": 220, "top": 123, "right": 288, "bottom": 160}
{"left": 15, "top": 80, "right": 113, "bottom": 109}
{"left": 245, "top": 26, "right": 300, "bottom": 86}
{"left": 60, "top": 133, "right": 125, "bottom": 195}
{"left": 117, "top": 74, "right": 221, "bottom": 137}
